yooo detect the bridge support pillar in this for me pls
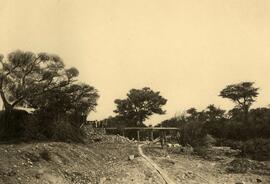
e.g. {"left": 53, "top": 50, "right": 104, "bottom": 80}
{"left": 150, "top": 130, "right": 154, "bottom": 141}
{"left": 137, "top": 130, "right": 140, "bottom": 141}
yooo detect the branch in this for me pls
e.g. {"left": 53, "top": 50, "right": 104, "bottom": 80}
{"left": 21, "top": 55, "right": 42, "bottom": 86}
{"left": 11, "top": 96, "right": 25, "bottom": 107}
{"left": 236, "top": 99, "right": 244, "bottom": 106}
{"left": 0, "top": 89, "right": 11, "bottom": 108}
{"left": 4, "top": 63, "right": 20, "bottom": 77}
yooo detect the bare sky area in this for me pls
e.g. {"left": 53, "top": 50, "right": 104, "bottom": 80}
{"left": 1, "top": 0, "right": 270, "bottom": 125}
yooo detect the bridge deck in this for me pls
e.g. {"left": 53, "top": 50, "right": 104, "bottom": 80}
{"left": 102, "top": 127, "right": 179, "bottom": 130}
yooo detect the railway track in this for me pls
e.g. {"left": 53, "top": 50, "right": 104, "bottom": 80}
{"left": 138, "top": 144, "right": 176, "bottom": 184}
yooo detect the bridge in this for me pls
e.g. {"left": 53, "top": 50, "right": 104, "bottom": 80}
{"left": 101, "top": 127, "right": 180, "bottom": 141}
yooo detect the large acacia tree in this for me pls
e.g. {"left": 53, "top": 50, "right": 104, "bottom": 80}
{"left": 114, "top": 87, "right": 167, "bottom": 126}
{"left": 219, "top": 82, "right": 259, "bottom": 122}
{"left": 0, "top": 50, "right": 98, "bottom": 114}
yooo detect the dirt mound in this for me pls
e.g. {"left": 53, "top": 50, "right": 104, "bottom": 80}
{"left": 0, "top": 141, "right": 138, "bottom": 184}
{"left": 226, "top": 158, "right": 270, "bottom": 174}
{"left": 194, "top": 146, "right": 241, "bottom": 160}
{"left": 83, "top": 126, "right": 134, "bottom": 144}
{"left": 87, "top": 132, "right": 134, "bottom": 144}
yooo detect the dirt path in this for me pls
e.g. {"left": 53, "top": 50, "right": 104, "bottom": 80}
{"left": 138, "top": 144, "right": 176, "bottom": 184}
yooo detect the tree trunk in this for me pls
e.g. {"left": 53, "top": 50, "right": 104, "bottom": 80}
{"left": 243, "top": 105, "right": 249, "bottom": 123}
{"left": 0, "top": 90, "right": 13, "bottom": 111}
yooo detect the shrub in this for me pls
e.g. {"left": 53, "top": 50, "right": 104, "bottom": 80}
{"left": 0, "top": 110, "right": 29, "bottom": 141}
{"left": 200, "top": 134, "right": 216, "bottom": 147}
{"left": 50, "top": 117, "right": 85, "bottom": 143}
{"left": 220, "top": 138, "right": 270, "bottom": 161}
{"left": 242, "top": 138, "right": 270, "bottom": 161}
{"left": 180, "top": 121, "right": 208, "bottom": 146}
{"left": 0, "top": 110, "right": 86, "bottom": 143}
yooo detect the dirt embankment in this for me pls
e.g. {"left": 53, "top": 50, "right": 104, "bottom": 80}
{"left": 0, "top": 135, "right": 167, "bottom": 184}
{"left": 0, "top": 141, "right": 133, "bottom": 184}
{"left": 1, "top": 134, "right": 269, "bottom": 184}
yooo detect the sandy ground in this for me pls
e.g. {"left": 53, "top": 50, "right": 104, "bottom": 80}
{"left": 0, "top": 139, "right": 166, "bottom": 184}
{"left": 143, "top": 144, "right": 270, "bottom": 184}
{"left": 0, "top": 138, "right": 269, "bottom": 184}
{"left": 0, "top": 141, "right": 143, "bottom": 184}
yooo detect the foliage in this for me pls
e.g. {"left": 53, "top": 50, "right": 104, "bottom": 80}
{"left": 30, "top": 83, "right": 99, "bottom": 116}
{"left": 0, "top": 110, "right": 86, "bottom": 142}
{"left": 0, "top": 50, "right": 79, "bottom": 110}
{"left": 114, "top": 87, "right": 167, "bottom": 126}
{"left": 222, "top": 138, "right": 270, "bottom": 161}
{"left": 0, "top": 50, "right": 99, "bottom": 142}
{"left": 219, "top": 82, "right": 259, "bottom": 121}
{"left": 0, "top": 110, "right": 30, "bottom": 140}
{"left": 241, "top": 138, "right": 270, "bottom": 161}
{"left": 156, "top": 81, "right": 269, "bottom": 160}
{"left": 99, "top": 115, "right": 139, "bottom": 128}
{"left": 205, "top": 104, "right": 225, "bottom": 122}
{"left": 180, "top": 120, "right": 207, "bottom": 146}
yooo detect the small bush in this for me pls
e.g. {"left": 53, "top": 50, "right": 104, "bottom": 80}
{"left": 40, "top": 150, "right": 51, "bottom": 161}
{"left": 0, "top": 110, "right": 29, "bottom": 141}
{"left": 180, "top": 121, "right": 207, "bottom": 146}
{"left": 220, "top": 138, "right": 270, "bottom": 161}
{"left": 217, "top": 139, "right": 244, "bottom": 150}
{"left": 0, "top": 110, "right": 86, "bottom": 143}
{"left": 242, "top": 138, "right": 270, "bottom": 161}
{"left": 50, "top": 117, "right": 85, "bottom": 143}
{"left": 200, "top": 134, "right": 216, "bottom": 147}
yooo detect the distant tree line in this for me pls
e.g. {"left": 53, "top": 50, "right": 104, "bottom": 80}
{"left": 156, "top": 82, "right": 270, "bottom": 160}
{"left": 0, "top": 50, "right": 99, "bottom": 142}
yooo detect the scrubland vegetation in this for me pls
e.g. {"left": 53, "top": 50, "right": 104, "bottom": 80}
{"left": 157, "top": 82, "right": 270, "bottom": 161}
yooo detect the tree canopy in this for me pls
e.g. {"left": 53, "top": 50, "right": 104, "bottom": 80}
{"left": 30, "top": 83, "right": 99, "bottom": 116}
{"left": 219, "top": 82, "right": 259, "bottom": 121}
{"left": 0, "top": 50, "right": 99, "bottom": 116}
{"left": 114, "top": 87, "right": 167, "bottom": 126}
{"left": 205, "top": 104, "right": 225, "bottom": 122}
{"left": 0, "top": 50, "right": 80, "bottom": 110}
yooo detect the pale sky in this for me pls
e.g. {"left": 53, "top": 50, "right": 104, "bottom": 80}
{"left": 1, "top": 0, "right": 270, "bottom": 125}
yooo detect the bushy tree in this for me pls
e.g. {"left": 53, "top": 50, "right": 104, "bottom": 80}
{"left": 0, "top": 50, "right": 79, "bottom": 111}
{"left": 0, "top": 50, "right": 99, "bottom": 141}
{"left": 114, "top": 87, "right": 167, "bottom": 126}
{"left": 219, "top": 82, "right": 259, "bottom": 122}
{"left": 205, "top": 104, "right": 225, "bottom": 122}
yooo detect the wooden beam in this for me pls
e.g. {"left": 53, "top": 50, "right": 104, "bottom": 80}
{"left": 102, "top": 127, "right": 180, "bottom": 130}
{"left": 137, "top": 130, "right": 140, "bottom": 141}
{"left": 150, "top": 130, "right": 154, "bottom": 141}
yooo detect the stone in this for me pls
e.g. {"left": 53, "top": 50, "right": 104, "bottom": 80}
{"left": 256, "top": 178, "right": 262, "bottom": 183}
{"left": 99, "top": 177, "right": 106, "bottom": 184}
{"left": 129, "top": 155, "right": 134, "bottom": 160}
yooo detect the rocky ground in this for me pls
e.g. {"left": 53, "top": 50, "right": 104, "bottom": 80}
{"left": 0, "top": 135, "right": 166, "bottom": 184}
{"left": 0, "top": 133, "right": 269, "bottom": 184}
{"left": 0, "top": 136, "right": 133, "bottom": 184}
{"left": 143, "top": 143, "right": 270, "bottom": 184}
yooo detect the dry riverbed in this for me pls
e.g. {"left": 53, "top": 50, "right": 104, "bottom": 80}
{"left": 0, "top": 137, "right": 269, "bottom": 184}
{"left": 0, "top": 137, "right": 165, "bottom": 184}
{"left": 143, "top": 144, "right": 270, "bottom": 184}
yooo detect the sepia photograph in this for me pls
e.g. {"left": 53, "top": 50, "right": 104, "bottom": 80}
{"left": 0, "top": 0, "right": 270, "bottom": 183}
